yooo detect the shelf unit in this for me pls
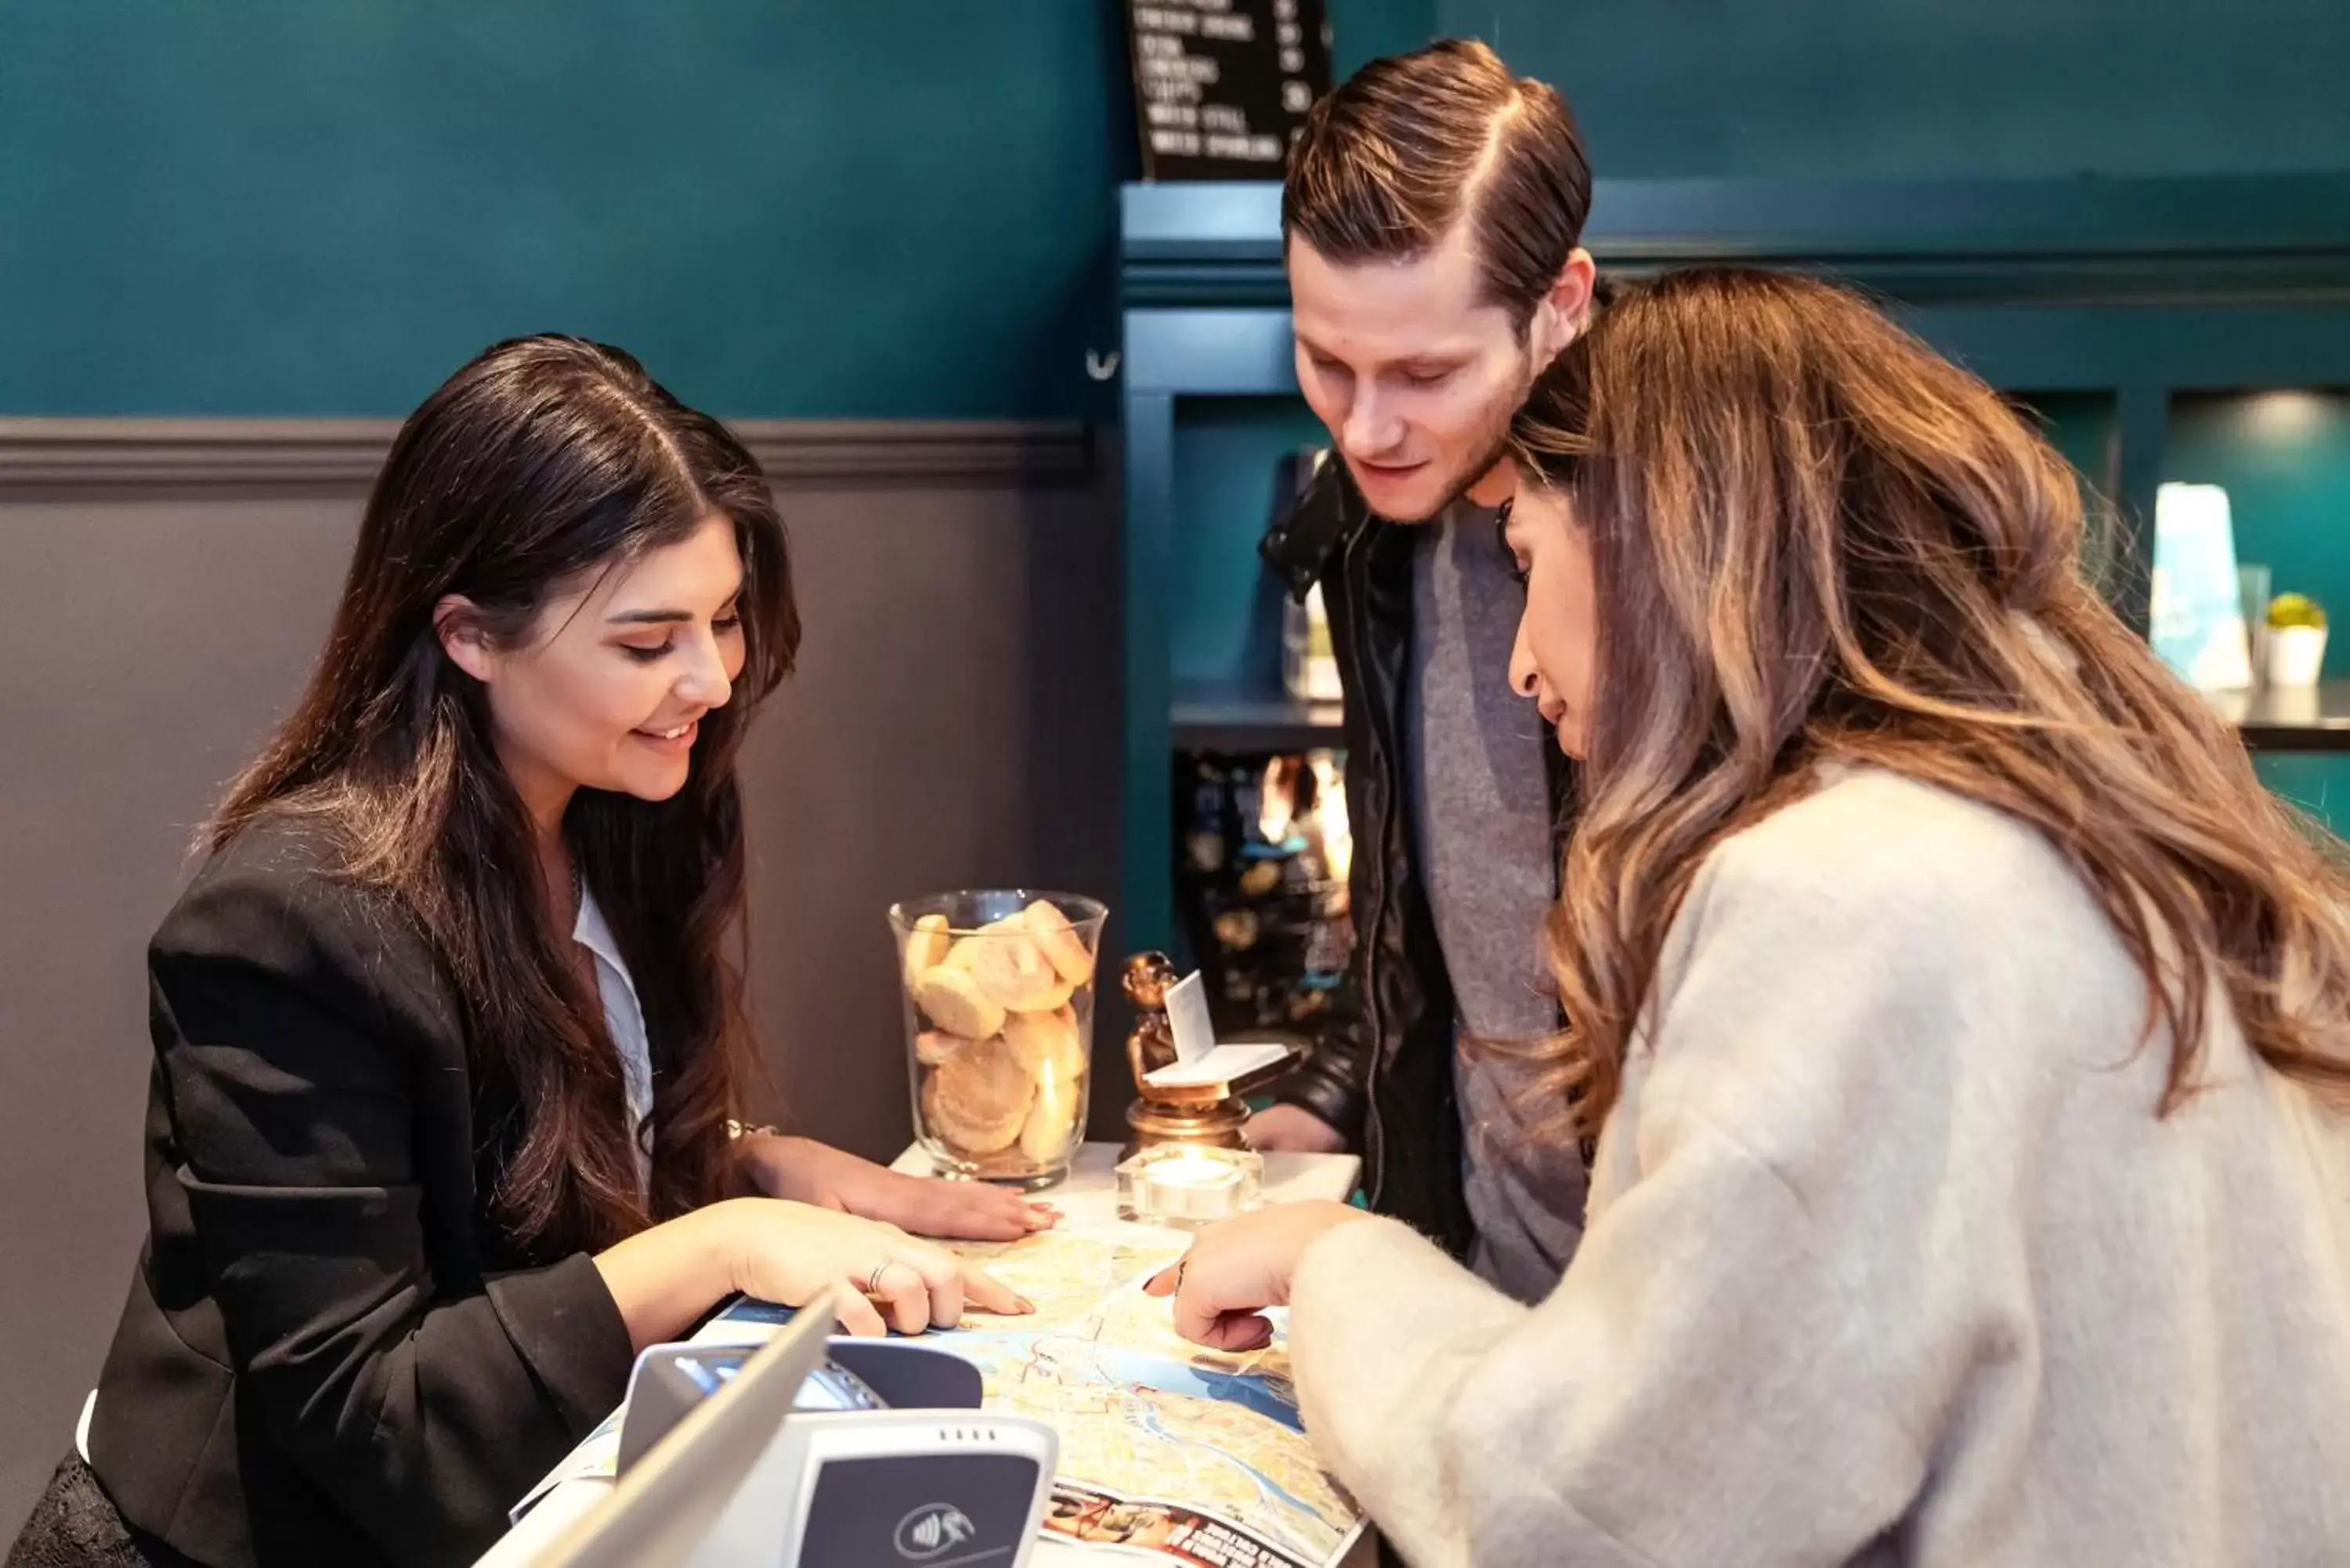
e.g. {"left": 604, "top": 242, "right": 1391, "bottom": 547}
{"left": 1164, "top": 681, "right": 2350, "bottom": 758}
{"left": 2216, "top": 681, "right": 2350, "bottom": 753}
{"left": 1170, "top": 680, "right": 1344, "bottom": 753}
{"left": 1119, "top": 174, "right": 2350, "bottom": 952}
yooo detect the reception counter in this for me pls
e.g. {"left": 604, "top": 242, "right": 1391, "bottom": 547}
{"left": 479, "top": 1143, "right": 1373, "bottom": 1568}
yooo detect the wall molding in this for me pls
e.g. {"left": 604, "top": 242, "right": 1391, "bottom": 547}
{"left": 0, "top": 417, "right": 1094, "bottom": 495}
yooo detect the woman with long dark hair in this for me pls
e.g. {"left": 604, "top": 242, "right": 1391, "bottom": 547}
{"left": 9, "top": 336, "right": 1045, "bottom": 1568}
{"left": 1152, "top": 271, "right": 2350, "bottom": 1564}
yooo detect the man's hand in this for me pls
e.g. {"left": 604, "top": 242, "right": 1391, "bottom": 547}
{"left": 1246, "top": 1103, "right": 1348, "bottom": 1154}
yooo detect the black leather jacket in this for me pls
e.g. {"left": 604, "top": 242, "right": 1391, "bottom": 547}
{"left": 1260, "top": 457, "right": 1577, "bottom": 1258}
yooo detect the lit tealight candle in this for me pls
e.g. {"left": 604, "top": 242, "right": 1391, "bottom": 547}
{"left": 1115, "top": 1143, "right": 1264, "bottom": 1227}
{"left": 1144, "top": 1150, "right": 1246, "bottom": 1222}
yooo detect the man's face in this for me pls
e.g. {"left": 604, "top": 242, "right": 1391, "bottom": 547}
{"left": 1289, "top": 224, "right": 1537, "bottom": 522}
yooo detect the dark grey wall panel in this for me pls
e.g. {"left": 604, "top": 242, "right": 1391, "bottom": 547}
{"left": 0, "top": 494, "right": 360, "bottom": 1538}
{"left": 0, "top": 421, "right": 1117, "bottom": 1540}
{"left": 736, "top": 453, "right": 1126, "bottom": 1158}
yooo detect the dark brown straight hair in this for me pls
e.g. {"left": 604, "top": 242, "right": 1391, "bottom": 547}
{"left": 1283, "top": 37, "right": 1592, "bottom": 332}
{"left": 212, "top": 334, "right": 801, "bottom": 1254}
{"left": 1511, "top": 269, "right": 2350, "bottom": 1135}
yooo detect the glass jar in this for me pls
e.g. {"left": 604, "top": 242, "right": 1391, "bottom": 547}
{"left": 888, "top": 890, "right": 1108, "bottom": 1190}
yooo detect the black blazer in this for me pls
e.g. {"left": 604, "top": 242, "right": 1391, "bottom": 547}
{"left": 87, "top": 816, "right": 635, "bottom": 1568}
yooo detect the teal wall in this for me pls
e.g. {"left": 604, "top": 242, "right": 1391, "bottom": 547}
{"left": 2254, "top": 753, "right": 2350, "bottom": 836}
{"left": 0, "top": 1, "right": 1436, "bottom": 420}
{"left": 1170, "top": 399, "right": 1332, "bottom": 687}
{"left": 0, "top": 2, "right": 1136, "bottom": 418}
{"left": 2015, "top": 392, "right": 2123, "bottom": 590}
{"left": 1438, "top": 0, "right": 2350, "bottom": 180}
{"left": 6, "top": 1, "right": 2341, "bottom": 418}
{"left": 1334, "top": 0, "right": 1440, "bottom": 70}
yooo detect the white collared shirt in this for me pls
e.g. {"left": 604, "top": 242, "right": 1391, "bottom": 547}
{"left": 573, "top": 883, "right": 654, "bottom": 1192}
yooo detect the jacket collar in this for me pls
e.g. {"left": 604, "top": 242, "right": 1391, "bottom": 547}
{"left": 1258, "top": 450, "right": 1372, "bottom": 602}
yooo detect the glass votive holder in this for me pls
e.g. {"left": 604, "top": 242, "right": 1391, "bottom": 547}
{"left": 1114, "top": 1143, "right": 1264, "bottom": 1228}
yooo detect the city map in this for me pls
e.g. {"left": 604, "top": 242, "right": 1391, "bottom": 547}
{"left": 510, "top": 1227, "right": 1367, "bottom": 1567}
{"left": 944, "top": 1230, "right": 1365, "bottom": 1567}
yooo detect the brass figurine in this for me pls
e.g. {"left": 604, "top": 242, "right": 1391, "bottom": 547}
{"left": 1119, "top": 950, "right": 1253, "bottom": 1157}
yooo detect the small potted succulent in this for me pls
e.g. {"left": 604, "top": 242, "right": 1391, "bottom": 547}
{"left": 2265, "top": 593, "right": 2330, "bottom": 688}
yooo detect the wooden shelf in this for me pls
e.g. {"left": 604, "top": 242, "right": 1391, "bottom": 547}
{"left": 2209, "top": 681, "right": 2350, "bottom": 752}
{"left": 1170, "top": 682, "right": 1343, "bottom": 753}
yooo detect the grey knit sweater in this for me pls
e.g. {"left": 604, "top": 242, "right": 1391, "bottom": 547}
{"left": 1289, "top": 768, "right": 2350, "bottom": 1566}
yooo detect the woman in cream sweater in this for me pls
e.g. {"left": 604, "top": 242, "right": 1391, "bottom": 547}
{"left": 1154, "top": 269, "right": 2350, "bottom": 1566}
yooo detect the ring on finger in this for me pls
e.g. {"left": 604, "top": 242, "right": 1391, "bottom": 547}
{"left": 865, "top": 1260, "right": 897, "bottom": 1298}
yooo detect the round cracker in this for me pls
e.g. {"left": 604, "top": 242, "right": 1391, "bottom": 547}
{"left": 923, "top": 1073, "right": 1025, "bottom": 1156}
{"left": 914, "top": 1028, "right": 978, "bottom": 1068}
{"left": 1005, "top": 1006, "right": 1086, "bottom": 1078}
{"left": 1023, "top": 900, "right": 1096, "bottom": 986}
{"left": 911, "top": 964, "right": 1005, "bottom": 1040}
{"left": 900, "top": 912, "right": 953, "bottom": 991}
{"left": 931, "top": 1032, "right": 1032, "bottom": 1127}
{"left": 948, "top": 929, "right": 1068, "bottom": 1013}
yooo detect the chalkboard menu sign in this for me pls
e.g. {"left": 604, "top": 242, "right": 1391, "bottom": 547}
{"left": 1125, "top": 0, "right": 1332, "bottom": 182}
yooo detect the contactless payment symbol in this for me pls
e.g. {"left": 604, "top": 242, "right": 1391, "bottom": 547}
{"left": 893, "top": 1503, "right": 976, "bottom": 1560}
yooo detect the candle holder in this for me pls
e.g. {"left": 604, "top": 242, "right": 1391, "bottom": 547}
{"left": 1114, "top": 1142, "right": 1264, "bottom": 1228}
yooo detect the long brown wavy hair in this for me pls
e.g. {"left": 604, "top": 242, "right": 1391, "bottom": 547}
{"left": 212, "top": 334, "right": 800, "bottom": 1255}
{"left": 1512, "top": 267, "right": 2350, "bottom": 1137}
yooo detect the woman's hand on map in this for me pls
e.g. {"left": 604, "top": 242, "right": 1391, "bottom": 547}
{"left": 594, "top": 1195, "right": 1034, "bottom": 1346}
{"left": 1144, "top": 1201, "right": 1372, "bottom": 1352}
{"left": 739, "top": 1133, "right": 1060, "bottom": 1241}
{"left": 721, "top": 1197, "right": 1036, "bottom": 1336}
